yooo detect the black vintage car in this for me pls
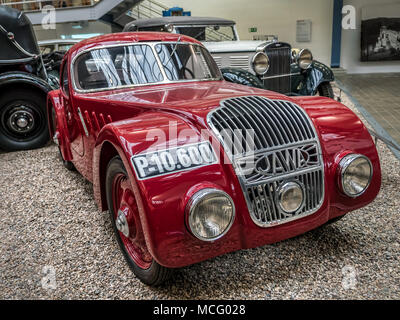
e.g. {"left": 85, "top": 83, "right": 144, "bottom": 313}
{"left": 124, "top": 17, "right": 335, "bottom": 98}
{"left": 0, "top": 6, "right": 58, "bottom": 151}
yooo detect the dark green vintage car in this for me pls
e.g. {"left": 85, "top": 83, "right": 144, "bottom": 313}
{"left": 124, "top": 16, "right": 334, "bottom": 98}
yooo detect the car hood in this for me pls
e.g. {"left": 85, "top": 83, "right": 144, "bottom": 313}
{"left": 80, "top": 81, "right": 288, "bottom": 121}
{"left": 203, "top": 40, "right": 268, "bottom": 53}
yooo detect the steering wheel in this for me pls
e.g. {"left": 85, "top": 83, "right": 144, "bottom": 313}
{"left": 181, "top": 67, "right": 195, "bottom": 79}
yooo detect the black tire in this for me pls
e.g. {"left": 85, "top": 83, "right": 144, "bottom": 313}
{"left": 0, "top": 88, "right": 49, "bottom": 151}
{"left": 326, "top": 215, "right": 346, "bottom": 225}
{"left": 58, "top": 147, "right": 75, "bottom": 171}
{"left": 317, "top": 82, "right": 334, "bottom": 99}
{"left": 106, "top": 156, "right": 173, "bottom": 286}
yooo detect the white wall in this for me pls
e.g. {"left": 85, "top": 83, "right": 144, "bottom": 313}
{"left": 34, "top": 21, "right": 112, "bottom": 41}
{"left": 342, "top": 0, "right": 400, "bottom": 74}
{"left": 161, "top": 0, "right": 334, "bottom": 66}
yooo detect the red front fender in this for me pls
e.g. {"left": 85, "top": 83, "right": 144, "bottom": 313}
{"left": 91, "top": 111, "right": 244, "bottom": 267}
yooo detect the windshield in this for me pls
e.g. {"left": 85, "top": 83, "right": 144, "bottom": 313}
{"left": 155, "top": 43, "right": 220, "bottom": 81}
{"left": 74, "top": 42, "right": 221, "bottom": 91}
{"left": 175, "top": 25, "right": 237, "bottom": 42}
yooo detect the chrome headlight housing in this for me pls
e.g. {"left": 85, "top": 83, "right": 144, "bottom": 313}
{"left": 252, "top": 52, "right": 270, "bottom": 75}
{"left": 297, "top": 49, "right": 313, "bottom": 70}
{"left": 164, "top": 24, "right": 174, "bottom": 33}
{"left": 186, "top": 189, "right": 235, "bottom": 241}
{"left": 277, "top": 181, "right": 305, "bottom": 214}
{"left": 338, "top": 154, "right": 373, "bottom": 197}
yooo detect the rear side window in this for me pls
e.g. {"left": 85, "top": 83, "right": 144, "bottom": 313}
{"left": 61, "top": 65, "right": 69, "bottom": 97}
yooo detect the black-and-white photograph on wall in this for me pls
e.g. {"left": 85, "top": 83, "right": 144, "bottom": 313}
{"left": 361, "top": 3, "right": 400, "bottom": 62}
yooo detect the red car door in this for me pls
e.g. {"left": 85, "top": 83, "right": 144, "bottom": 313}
{"left": 61, "top": 60, "right": 84, "bottom": 157}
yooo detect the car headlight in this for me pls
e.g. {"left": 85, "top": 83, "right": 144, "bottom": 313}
{"left": 186, "top": 189, "right": 235, "bottom": 241}
{"left": 297, "top": 49, "right": 313, "bottom": 69}
{"left": 252, "top": 52, "right": 270, "bottom": 75}
{"left": 338, "top": 154, "right": 373, "bottom": 197}
{"left": 277, "top": 181, "right": 305, "bottom": 213}
{"left": 164, "top": 24, "right": 174, "bottom": 33}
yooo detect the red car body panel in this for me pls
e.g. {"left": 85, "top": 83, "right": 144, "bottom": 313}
{"left": 47, "top": 33, "right": 381, "bottom": 268}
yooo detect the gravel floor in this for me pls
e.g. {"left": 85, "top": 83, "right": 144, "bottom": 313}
{"left": 0, "top": 86, "right": 399, "bottom": 300}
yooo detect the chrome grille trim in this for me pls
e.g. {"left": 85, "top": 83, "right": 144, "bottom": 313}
{"left": 213, "top": 56, "right": 222, "bottom": 68}
{"left": 248, "top": 169, "right": 324, "bottom": 226}
{"left": 229, "top": 56, "right": 250, "bottom": 70}
{"left": 262, "top": 72, "right": 300, "bottom": 80}
{"left": 207, "top": 96, "right": 325, "bottom": 227}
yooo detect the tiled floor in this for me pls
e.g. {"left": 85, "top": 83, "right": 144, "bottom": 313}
{"left": 336, "top": 73, "right": 400, "bottom": 145}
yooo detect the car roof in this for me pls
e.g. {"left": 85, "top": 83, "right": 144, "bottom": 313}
{"left": 38, "top": 39, "right": 80, "bottom": 45}
{"left": 0, "top": 5, "right": 40, "bottom": 61}
{"left": 68, "top": 32, "right": 202, "bottom": 57}
{"left": 124, "top": 16, "right": 236, "bottom": 30}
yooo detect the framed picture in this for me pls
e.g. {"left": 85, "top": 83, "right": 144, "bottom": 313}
{"left": 361, "top": 3, "right": 400, "bottom": 61}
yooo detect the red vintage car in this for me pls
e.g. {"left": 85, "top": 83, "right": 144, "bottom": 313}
{"left": 48, "top": 32, "right": 381, "bottom": 286}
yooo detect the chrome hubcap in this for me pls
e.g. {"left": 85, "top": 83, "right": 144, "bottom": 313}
{"left": 16, "top": 117, "right": 28, "bottom": 128}
{"left": 8, "top": 107, "right": 35, "bottom": 134}
{"left": 116, "top": 210, "right": 130, "bottom": 238}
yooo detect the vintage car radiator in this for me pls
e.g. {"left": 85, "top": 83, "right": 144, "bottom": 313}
{"left": 262, "top": 43, "right": 292, "bottom": 95}
{"left": 207, "top": 96, "right": 324, "bottom": 227}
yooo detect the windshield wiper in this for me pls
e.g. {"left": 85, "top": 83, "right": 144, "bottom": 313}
{"left": 164, "top": 35, "right": 182, "bottom": 66}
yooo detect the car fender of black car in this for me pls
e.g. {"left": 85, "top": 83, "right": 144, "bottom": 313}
{"left": 0, "top": 71, "right": 53, "bottom": 94}
{"left": 221, "top": 60, "right": 334, "bottom": 96}
{"left": 291, "top": 60, "right": 335, "bottom": 96}
{"left": 220, "top": 67, "right": 265, "bottom": 89}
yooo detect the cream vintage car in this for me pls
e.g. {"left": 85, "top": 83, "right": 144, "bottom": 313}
{"left": 124, "top": 16, "right": 335, "bottom": 98}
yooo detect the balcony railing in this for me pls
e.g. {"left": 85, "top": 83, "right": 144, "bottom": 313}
{"left": 0, "top": 0, "right": 101, "bottom": 12}
{"left": 128, "top": 0, "right": 168, "bottom": 20}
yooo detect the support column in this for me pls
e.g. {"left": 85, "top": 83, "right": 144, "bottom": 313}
{"left": 331, "top": 0, "right": 343, "bottom": 68}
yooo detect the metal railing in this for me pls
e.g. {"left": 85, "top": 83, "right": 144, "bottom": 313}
{"left": 1, "top": 0, "right": 169, "bottom": 21}
{"left": 128, "top": 0, "right": 168, "bottom": 19}
{"left": 369, "top": 129, "right": 400, "bottom": 152}
{"left": 0, "top": 0, "right": 100, "bottom": 12}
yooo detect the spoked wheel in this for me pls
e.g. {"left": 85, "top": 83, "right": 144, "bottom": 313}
{"left": 0, "top": 89, "right": 49, "bottom": 151}
{"left": 106, "top": 156, "right": 173, "bottom": 286}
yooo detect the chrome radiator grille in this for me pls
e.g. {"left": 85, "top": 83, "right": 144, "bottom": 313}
{"left": 209, "top": 95, "right": 316, "bottom": 150}
{"left": 207, "top": 96, "right": 324, "bottom": 227}
{"left": 263, "top": 44, "right": 292, "bottom": 94}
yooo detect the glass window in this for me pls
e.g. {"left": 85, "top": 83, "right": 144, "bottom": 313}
{"left": 74, "top": 44, "right": 163, "bottom": 91}
{"left": 155, "top": 43, "right": 221, "bottom": 81}
{"left": 40, "top": 45, "right": 54, "bottom": 55}
{"left": 58, "top": 44, "right": 75, "bottom": 52}
{"left": 175, "top": 26, "right": 237, "bottom": 42}
{"left": 61, "top": 65, "right": 69, "bottom": 97}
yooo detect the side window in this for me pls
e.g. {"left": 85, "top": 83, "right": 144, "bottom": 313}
{"left": 61, "top": 65, "right": 70, "bottom": 97}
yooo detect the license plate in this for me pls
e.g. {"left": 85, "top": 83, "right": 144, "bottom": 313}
{"left": 131, "top": 141, "right": 218, "bottom": 180}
